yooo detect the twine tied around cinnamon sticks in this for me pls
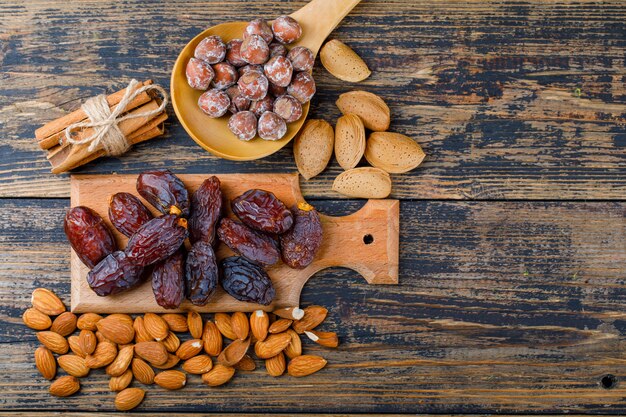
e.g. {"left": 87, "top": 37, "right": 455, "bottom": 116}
{"left": 64, "top": 79, "right": 168, "bottom": 156}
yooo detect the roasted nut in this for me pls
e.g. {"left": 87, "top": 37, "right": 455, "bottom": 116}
{"left": 264, "top": 56, "right": 293, "bottom": 87}
{"left": 268, "top": 82, "right": 287, "bottom": 98}
{"left": 244, "top": 18, "right": 273, "bottom": 44}
{"left": 237, "top": 71, "right": 269, "bottom": 101}
{"left": 186, "top": 57, "right": 215, "bottom": 90}
{"left": 194, "top": 35, "right": 226, "bottom": 64}
{"left": 225, "top": 85, "right": 251, "bottom": 114}
{"left": 268, "top": 42, "right": 288, "bottom": 58}
{"left": 228, "top": 111, "right": 257, "bottom": 141}
{"left": 225, "top": 39, "right": 247, "bottom": 67}
{"left": 238, "top": 64, "right": 263, "bottom": 77}
{"left": 287, "top": 72, "right": 316, "bottom": 104}
{"left": 249, "top": 95, "right": 275, "bottom": 118}
{"left": 287, "top": 46, "right": 314, "bottom": 72}
{"left": 198, "top": 88, "right": 230, "bottom": 118}
{"left": 257, "top": 111, "right": 287, "bottom": 141}
{"left": 211, "top": 62, "right": 238, "bottom": 90}
{"left": 273, "top": 95, "right": 303, "bottom": 123}
{"left": 240, "top": 34, "right": 270, "bottom": 65}
{"left": 272, "top": 16, "right": 302, "bottom": 44}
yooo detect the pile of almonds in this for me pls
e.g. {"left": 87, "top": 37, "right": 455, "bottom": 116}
{"left": 24, "top": 288, "right": 337, "bottom": 411}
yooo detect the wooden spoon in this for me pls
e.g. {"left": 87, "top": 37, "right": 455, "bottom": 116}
{"left": 171, "top": 0, "right": 362, "bottom": 161}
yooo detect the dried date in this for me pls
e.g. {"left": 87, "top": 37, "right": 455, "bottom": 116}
{"left": 185, "top": 241, "right": 218, "bottom": 306}
{"left": 220, "top": 256, "right": 275, "bottom": 305}
{"left": 217, "top": 218, "right": 280, "bottom": 266}
{"left": 125, "top": 214, "right": 188, "bottom": 267}
{"left": 136, "top": 169, "right": 190, "bottom": 217}
{"left": 279, "top": 202, "right": 322, "bottom": 269}
{"left": 64, "top": 206, "right": 116, "bottom": 268}
{"left": 108, "top": 192, "right": 153, "bottom": 237}
{"left": 87, "top": 251, "right": 147, "bottom": 296}
{"left": 189, "top": 176, "right": 223, "bottom": 244}
{"left": 152, "top": 249, "right": 186, "bottom": 309}
{"left": 231, "top": 189, "right": 293, "bottom": 234}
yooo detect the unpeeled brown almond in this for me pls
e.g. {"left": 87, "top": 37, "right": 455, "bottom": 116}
{"left": 154, "top": 370, "right": 186, "bottom": 390}
{"left": 58, "top": 354, "right": 90, "bottom": 378}
{"left": 336, "top": 90, "right": 390, "bottom": 131}
{"left": 161, "top": 313, "right": 188, "bottom": 333}
{"left": 250, "top": 310, "right": 269, "bottom": 342}
{"left": 115, "top": 387, "right": 145, "bottom": 411}
{"left": 365, "top": 131, "right": 425, "bottom": 174}
{"left": 293, "top": 119, "right": 334, "bottom": 180}
{"left": 332, "top": 167, "right": 391, "bottom": 199}
{"left": 231, "top": 312, "right": 249, "bottom": 340}
{"left": 143, "top": 313, "right": 169, "bottom": 341}
{"left": 34, "top": 346, "right": 56, "bottom": 380}
{"left": 96, "top": 316, "right": 135, "bottom": 345}
{"left": 287, "top": 355, "right": 327, "bottom": 377}
{"left": 202, "top": 321, "right": 223, "bottom": 356}
{"left": 37, "top": 331, "right": 69, "bottom": 354}
{"left": 49, "top": 375, "right": 80, "bottom": 397}
{"left": 23, "top": 308, "right": 51, "bottom": 331}
{"left": 334, "top": 114, "right": 365, "bottom": 170}
{"left": 134, "top": 341, "right": 168, "bottom": 366}
{"left": 187, "top": 311, "right": 203, "bottom": 339}
{"left": 50, "top": 312, "right": 77, "bottom": 337}
{"left": 202, "top": 364, "right": 235, "bottom": 386}
{"left": 31, "top": 288, "right": 65, "bottom": 316}
{"left": 320, "top": 39, "right": 371, "bottom": 83}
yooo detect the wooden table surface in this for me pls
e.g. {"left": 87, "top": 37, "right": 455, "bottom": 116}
{"left": 1, "top": 0, "right": 625, "bottom": 414}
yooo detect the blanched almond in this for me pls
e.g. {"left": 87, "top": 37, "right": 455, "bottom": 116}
{"left": 293, "top": 119, "right": 334, "bottom": 180}
{"left": 336, "top": 90, "right": 390, "bottom": 131}
{"left": 320, "top": 39, "right": 371, "bottom": 83}
{"left": 365, "top": 131, "right": 425, "bottom": 173}
{"left": 335, "top": 114, "right": 365, "bottom": 170}
{"left": 332, "top": 167, "right": 391, "bottom": 199}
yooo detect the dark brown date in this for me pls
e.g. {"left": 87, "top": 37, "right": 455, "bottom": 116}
{"left": 189, "top": 176, "right": 223, "bottom": 244}
{"left": 279, "top": 202, "right": 323, "bottom": 269}
{"left": 231, "top": 189, "right": 293, "bottom": 234}
{"left": 152, "top": 249, "right": 186, "bottom": 309}
{"left": 125, "top": 214, "right": 188, "bottom": 267}
{"left": 87, "top": 251, "right": 147, "bottom": 296}
{"left": 108, "top": 192, "right": 153, "bottom": 237}
{"left": 64, "top": 206, "right": 116, "bottom": 268}
{"left": 185, "top": 241, "right": 218, "bottom": 306}
{"left": 217, "top": 218, "right": 280, "bottom": 266}
{"left": 136, "top": 169, "right": 190, "bottom": 217}
{"left": 220, "top": 256, "right": 275, "bottom": 305}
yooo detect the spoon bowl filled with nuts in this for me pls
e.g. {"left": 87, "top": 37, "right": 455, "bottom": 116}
{"left": 171, "top": 0, "right": 362, "bottom": 161}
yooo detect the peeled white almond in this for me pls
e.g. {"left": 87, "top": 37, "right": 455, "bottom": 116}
{"left": 332, "top": 167, "right": 391, "bottom": 199}
{"left": 335, "top": 91, "right": 390, "bottom": 131}
{"left": 320, "top": 39, "right": 371, "bottom": 83}
{"left": 365, "top": 132, "right": 425, "bottom": 174}
{"left": 334, "top": 114, "right": 365, "bottom": 170}
{"left": 293, "top": 119, "right": 334, "bottom": 180}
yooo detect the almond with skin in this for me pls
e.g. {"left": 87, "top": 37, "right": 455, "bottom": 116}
{"left": 231, "top": 312, "right": 249, "bottom": 340}
{"left": 254, "top": 333, "right": 291, "bottom": 359}
{"left": 268, "top": 318, "right": 292, "bottom": 334}
{"left": 109, "top": 369, "right": 133, "bottom": 392}
{"left": 187, "top": 311, "right": 203, "bottom": 339}
{"left": 214, "top": 313, "right": 237, "bottom": 340}
{"left": 161, "top": 313, "right": 188, "bottom": 332}
{"left": 202, "top": 364, "right": 235, "bottom": 386}
{"left": 182, "top": 354, "right": 213, "bottom": 374}
{"left": 305, "top": 330, "right": 339, "bottom": 348}
{"left": 336, "top": 90, "right": 390, "bottom": 131}
{"left": 332, "top": 167, "right": 392, "bottom": 199}
{"left": 23, "top": 308, "right": 51, "bottom": 330}
{"left": 143, "top": 313, "right": 169, "bottom": 341}
{"left": 108, "top": 313, "right": 134, "bottom": 327}
{"left": 265, "top": 351, "right": 286, "bottom": 377}
{"left": 31, "top": 288, "right": 65, "bottom": 316}
{"left": 335, "top": 114, "right": 366, "bottom": 170}
{"left": 154, "top": 370, "right": 186, "bottom": 390}
{"left": 78, "top": 329, "right": 97, "bottom": 355}
{"left": 162, "top": 332, "right": 181, "bottom": 353}
{"left": 365, "top": 131, "right": 425, "bottom": 174}
{"left": 250, "top": 310, "right": 269, "bottom": 342}
{"left": 85, "top": 341, "right": 117, "bottom": 369}
{"left": 96, "top": 330, "right": 113, "bottom": 344}
{"left": 218, "top": 337, "right": 251, "bottom": 366}
{"left": 77, "top": 313, "right": 102, "bottom": 331}
{"left": 115, "top": 387, "right": 145, "bottom": 411}
{"left": 134, "top": 341, "right": 168, "bottom": 366}
{"left": 292, "top": 305, "right": 328, "bottom": 334}
{"left": 202, "top": 321, "right": 222, "bottom": 356}
{"left": 37, "top": 331, "right": 69, "bottom": 354}
{"left": 151, "top": 353, "right": 180, "bottom": 370}
{"left": 176, "top": 339, "right": 203, "bottom": 360}
{"left": 320, "top": 39, "right": 371, "bottom": 83}
{"left": 273, "top": 307, "right": 305, "bottom": 320}
{"left": 293, "top": 119, "right": 334, "bottom": 180}
{"left": 49, "top": 375, "right": 80, "bottom": 397}
{"left": 131, "top": 358, "right": 155, "bottom": 385}
{"left": 58, "top": 354, "right": 90, "bottom": 378}
{"left": 106, "top": 345, "right": 135, "bottom": 376}
{"left": 288, "top": 355, "right": 327, "bottom": 377}
{"left": 133, "top": 316, "right": 154, "bottom": 343}
{"left": 96, "top": 316, "right": 135, "bottom": 345}
{"left": 68, "top": 335, "right": 86, "bottom": 358}
{"left": 35, "top": 346, "right": 56, "bottom": 380}
{"left": 284, "top": 329, "right": 302, "bottom": 359}
{"left": 234, "top": 354, "right": 256, "bottom": 371}
{"left": 51, "top": 312, "right": 77, "bottom": 337}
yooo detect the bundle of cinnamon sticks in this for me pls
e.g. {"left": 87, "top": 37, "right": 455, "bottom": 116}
{"left": 35, "top": 80, "right": 167, "bottom": 174}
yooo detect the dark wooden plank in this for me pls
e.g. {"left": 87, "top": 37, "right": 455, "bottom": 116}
{"left": 1, "top": 199, "right": 625, "bottom": 413}
{"left": 1, "top": 0, "right": 625, "bottom": 199}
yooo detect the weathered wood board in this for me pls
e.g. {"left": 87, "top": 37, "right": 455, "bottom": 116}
{"left": 70, "top": 174, "right": 399, "bottom": 313}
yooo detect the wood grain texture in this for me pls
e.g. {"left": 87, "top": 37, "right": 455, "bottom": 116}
{"left": 0, "top": 0, "right": 625, "bottom": 199}
{"left": 70, "top": 174, "right": 398, "bottom": 313}
{"left": 1, "top": 199, "right": 625, "bottom": 413}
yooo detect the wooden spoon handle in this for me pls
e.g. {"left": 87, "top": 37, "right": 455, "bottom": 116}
{"left": 289, "top": 0, "right": 363, "bottom": 55}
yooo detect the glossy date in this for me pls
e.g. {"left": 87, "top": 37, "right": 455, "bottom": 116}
{"left": 64, "top": 206, "right": 116, "bottom": 269}
{"left": 189, "top": 176, "right": 223, "bottom": 244}
{"left": 152, "top": 249, "right": 186, "bottom": 309}
{"left": 108, "top": 192, "right": 153, "bottom": 237}
{"left": 217, "top": 217, "right": 280, "bottom": 266}
{"left": 136, "top": 169, "right": 190, "bottom": 217}
{"left": 231, "top": 189, "right": 293, "bottom": 234}
{"left": 279, "top": 202, "right": 322, "bottom": 269}
{"left": 220, "top": 256, "right": 275, "bottom": 305}
{"left": 185, "top": 241, "right": 218, "bottom": 306}
{"left": 87, "top": 251, "right": 147, "bottom": 296}
{"left": 125, "top": 214, "right": 188, "bottom": 267}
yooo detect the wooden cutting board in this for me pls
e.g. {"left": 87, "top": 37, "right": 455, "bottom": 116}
{"left": 70, "top": 173, "right": 399, "bottom": 313}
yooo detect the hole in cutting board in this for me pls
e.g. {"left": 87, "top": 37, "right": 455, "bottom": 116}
{"left": 600, "top": 374, "right": 618, "bottom": 389}
{"left": 363, "top": 234, "right": 374, "bottom": 245}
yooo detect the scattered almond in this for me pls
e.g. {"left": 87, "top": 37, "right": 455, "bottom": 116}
{"left": 265, "top": 351, "right": 286, "bottom": 377}
{"left": 115, "top": 387, "right": 145, "bottom": 411}
{"left": 176, "top": 339, "right": 203, "bottom": 360}
{"left": 151, "top": 353, "right": 180, "bottom": 370}
{"left": 109, "top": 369, "right": 133, "bottom": 392}
{"left": 31, "top": 288, "right": 65, "bottom": 316}
{"left": 34, "top": 346, "right": 56, "bottom": 380}
{"left": 76, "top": 313, "right": 102, "bottom": 331}
{"left": 49, "top": 375, "right": 80, "bottom": 397}
{"left": 250, "top": 310, "right": 269, "bottom": 342}
{"left": 332, "top": 167, "right": 392, "bottom": 199}
{"left": 187, "top": 311, "right": 203, "bottom": 339}
{"left": 305, "top": 330, "right": 339, "bottom": 348}
{"left": 134, "top": 341, "right": 168, "bottom": 366}
{"left": 37, "top": 331, "right": 69, "bottom": 354}
{"left": 214, "top": 313, "right": 237, "bottom": 340}
{"left": 288, "top": 355, "right": 327, "bottom": 377}
{"left": 335, "top": 114, "right": 366, "bottom": 170}
{"left": 50, "top": 312, "right": 77, "bottom": 337}
{"left": 234, "top": 354, "right": 256, "bottom": 371}
{"left": 231, "top": 312, "right": 249, "bottom": 340}
{"left": 336, "top": 90, "right": 390, "bottom": 131}
{"left": 131, "top": 358, "right": 155, "bottom": 385}
{"left": 202, "top": 364, "right": 235, "bottom": 387}
{"left": 154, "top": 370, "right": 186, "bottom": 390}
{"left": 85, "top": 341, "right": 117, "bottom": 369}
{"left": 58, "top": 354, "right": 90, "bottom": 378}
{"left": 23, "top": 308, "right": 51, "bottom": 331}
{"left": 254, "top": 333, "right": 291, "bottom": 359}
{"left": 161, "top": 332, "right": 181, "bottom": 353}
{"left": 182, "top": 354, "right": 213, "bottom": 374}
{"left": 284, "top": 329, "right": 302, "bottom": 359}
{"left": 106, "top": 345, "right": 135, "bottom": 376}
{"left": 133, "top": 316, "right": 154, "bottom": 343}
{"left": 78, "top": 329, "right": 97, "bottom": 355}
{"left": 273, "top": 307, "right": 305, "bottom": 320}
{"left": 202, "top": 321, "right": 223, "bottom": 356}
{"left": 96, "top": 330, "right": 113, "bottom": 344}
{"left": 161, "top": 313, "right": 188, "bottom": 333}
{"left": 293, "top": 119, "right": 334, "bottom": 180}
{"left": 218, "top": 337, "right": 251, "bottom": 366}
{"left": 96, "top": 315, "right": 135, "bottom": 345}
{"left": 143, "top": 313, "right": 169, "bottom": 341}
{"left": 292, "top": 305, "right": 328, "bottom": 334}
{"left": 365, "top": 131, "right": 425, "bottom": 173}
{"left": 68, "top": 335, "right": 86, "bottom": 358}
{"left": 269, "top": 318, "right": 292, "bottom": 334}
{"left": 320, "top": 39, "right": 370, "bottom": 82}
